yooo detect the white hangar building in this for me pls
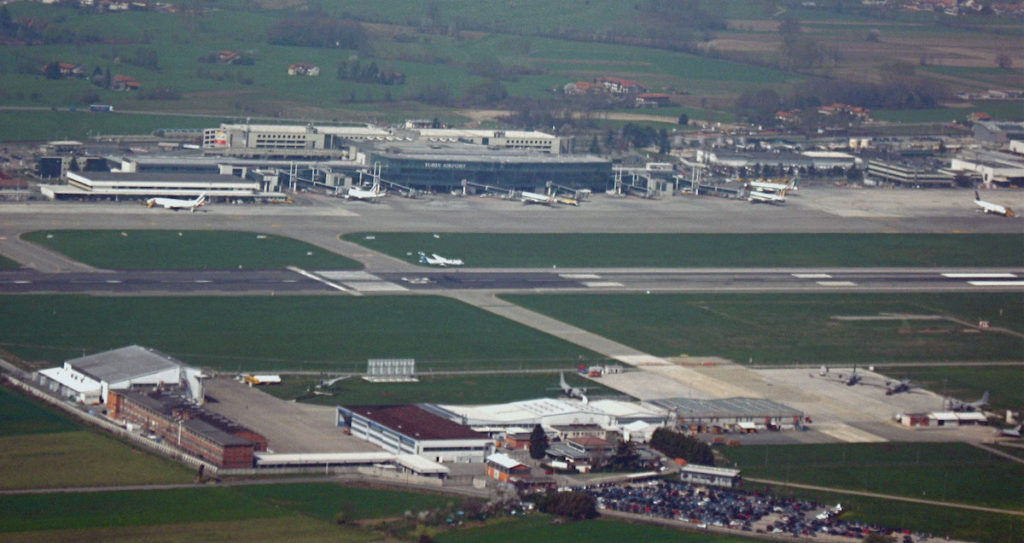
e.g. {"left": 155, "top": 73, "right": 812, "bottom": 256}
{"left": 36, "top": 345, "right": 204, "bottom": 404}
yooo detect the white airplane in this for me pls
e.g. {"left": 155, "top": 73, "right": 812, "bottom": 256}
{"left": 558, "top": 371, "right": 588, "bottom": 403}
{"left": 521, "top": 191, "right": 555, "bottom": 206}
{"left": 999, "top": 424, "right": 1022, "bottom": 438}
{"left": 748, "top": 178, "right": 797, "bottom": 193}
{"left": 346, "top": 179, "right": 386, "bottom": 201}
{"left": 974, "top": 191, "right": 1015, "bottom": 217}
{"left": 946, "top": 391, "right": 989, "bottom": 412}
{"left": 418, "top": 252, "right": 463, "bottom": 267}
{"left": 748, "top": 190, "right": 787, "bottom": 204}
{"left": 145, "top": 193, "right": 206, "bottom": 212}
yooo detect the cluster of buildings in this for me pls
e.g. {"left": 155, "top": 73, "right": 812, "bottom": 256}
{"left": 564, "top": 76, "right": 672, "bottom": 108}
{"left": 33, "top": 345, "right": 266, "bottom": 469}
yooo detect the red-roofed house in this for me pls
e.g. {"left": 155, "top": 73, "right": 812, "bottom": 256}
{"left": 111, "top": 74, "right": 140, "bottom": 91}
{"left": 337, "top": 405, "right": 493, "bottom": 463}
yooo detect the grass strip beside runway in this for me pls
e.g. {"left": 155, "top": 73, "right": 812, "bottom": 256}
{"left": 344, "top": 233, "right": 1024, "bottom": 268}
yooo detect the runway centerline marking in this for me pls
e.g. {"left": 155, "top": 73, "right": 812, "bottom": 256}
{"left": 967, "top": 280, "right": 1024, "bottom": 287}
{"left": 560, "top": 273, "right": 601, "bottom": 279}
{"left": 584, "top": 281, "right": 624, "bottom": 288}
{"left": 816, "top": 281, "right": 857, "bottom": 287}
{"left": 793, "top": 273, "right": 832, "bottom": 279}
{"left": 943, "top": 273, "right": 1017, "bottom": 279}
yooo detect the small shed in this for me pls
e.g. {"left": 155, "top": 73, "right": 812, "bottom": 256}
{"left": 679, "top": 464, "right": 742, "bottom": 488}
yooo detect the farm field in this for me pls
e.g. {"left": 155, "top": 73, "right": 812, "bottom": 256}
{"left": 878, "top": 365, "right": 1024, "bottom": 412}
{"left": 758, "top": 483, "right": 1024, "bottom": 543}
{"left": 0, "top": 109, "right": 224, "bottom": 142}
{"left": 437, "top": 515, "right": 758, "bottom": 543}
{"left": 0, "top": 295, "right": 602, "bottom": 371}
{"left": 722, "top": 442, "right": 1024, "bottom": 510}
{"left": 343, "top": 233, "right": 1024, "bottom": 268}
{"left": 233, "top": 482, "right": 457, "bottom": 522}
{"left": 22, "top": 230, "right": 361, "bottom": 270}
{"left": 0, "top": 384, "right": 192, "bottom": 489}
{"left": 503, "top": 292, "right": 1024, "bottom": 365}
{"left": 262, "top": 371, "right": 614, "bottom": 406}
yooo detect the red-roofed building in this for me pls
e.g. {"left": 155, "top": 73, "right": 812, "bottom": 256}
{"left": 337, "top": 405, "right": 493, "bottom": 463}
{"left": 111, "top": 74, "right": 140, "bottom": 91}
{"left": 486, "top": 453, "right": 531, "bottom": 482}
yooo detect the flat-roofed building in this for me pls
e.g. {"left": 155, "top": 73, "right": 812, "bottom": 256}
{"left": 679, "top": 464, "right": 742, "bottom": 488}
{"left": 108, "top": 387, "right": 266, "bottom": 469}
{"left": 41, "top": 170, "right": 283, "bottom": 202}
{"left": 866, "top": 160, "right": 955, "bottom": 188}
{"left": 337, "top": 405, "right": 493, "bottom": 463}
{"left": 652, "top": 397, "right": 804, "bottom": 432}
{"left": 951, "top": 149, "right": 1024, "bottom": 187}
{"left": 202, "top": 123, "right": 389, "bottom": 158}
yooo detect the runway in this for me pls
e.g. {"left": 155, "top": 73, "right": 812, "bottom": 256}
{"left": 1, "top": 267, "right": 1022, "bottom": 295}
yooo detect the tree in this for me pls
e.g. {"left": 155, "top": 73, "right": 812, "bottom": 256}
{"left": 535, "top": 491, "right": 598, "bottom": 520}
{"left": 43, "top": 61, "right": 62, "bottom": 80}
{"left": 607, "top": 439, "right": 641, "bottom": 472}
{"left": 677, "top": 113, "right": 689, "bottom": 126}
{"left": 996, "top": 53, "right": 1013, "bottom": 70}
{"left": 528, "top": 424, "right": 547, "bottom": 460}
{"left": 649, "top": 428, "right": 714, "bottom": 465}
{"left": 588, "top": 136, "right": 601, "bottom": 154}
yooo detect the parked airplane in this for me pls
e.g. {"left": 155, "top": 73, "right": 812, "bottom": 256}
{"left": 946, "top": 391, "right": 989, "bottom": 412}
{"left": 885, "top": 378, "right": 915, "bottom": 395}
{"left": 521, "top": 191, "right": 556, "bottom": 205}
{"left": 418, "top": 252, "right": 464, "bottom": 267}
{"left": 818, "top": 365, "right": 861, "bottom": 386}
{"left": 999, "top": 424, "right": 1022, "bottom": 438}
{"left": 145, "top": 193, "right": 206, "bottom": 212}
{"left": 558, "top": 371, "right": 588, "bottom": 403}
{"left": 748, "top": 178, "right": 797, "bottom": 193}
{"left": 748, "top": 190, "right": 787, "bottom": 204}
{"left": 974, "top": 191, "right": 1015, "bottom": 217}
{"left": 346, "top": 179, "right": 386, "bottom": 201}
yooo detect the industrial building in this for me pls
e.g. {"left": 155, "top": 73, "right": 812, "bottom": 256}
{"left": 973, "top": 121, "right": 1024, "bottom": 148}
{"left": 108, "top": 387, "right": 267, "bottom": 469}
{"left": 950, "top": 149, "right": 1024, "bottom": 187}
{"left": 485, "top": 453, "right": 531, "bottom": 482}
{"left": 679, "top": 464, "right": 742, "bottom": 488}
{"left": 696, "top": 150, "right": 858, "bottom": 171}
{"left": 202, "top": 123, "right": 389, "bottom": 158}
{"left": 336, "top": 405, "right": 494, "bottom": 463}
{"left": 35, "top": 345, "right": 205, "bottom": 404}
{"left": 426, "top": 398, "right": 618, "bottom": 430}
{"left": 651, "top": 397, "right": 805, "bottom": 433}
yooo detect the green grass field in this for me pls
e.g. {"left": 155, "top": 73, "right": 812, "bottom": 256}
{"left": 343, "top": 233, "right": 1024, "bottom": 268}
{"left": 503, "top": 292, "right": 1024, "bottom": 365}
{"left": 0, "top": 385, "right": 79, "bottom": 435}
{"left": 438, "top": 515, "right": 758, "bottom": 543}
{"left": 21, "top": 230, "right": 361, "bottom": 270}
{"left": 878, "top": 365, "right": 1024, "bottom": 411}
{"left": 234, "top": 482, "right": 457, "bottom": 521}
{"left": 0, "top": 295, "right": 602, "bottom": 371}
{"left": 0, "top": 253, "right": 22, "bottom": 268}
{"left": 722, "top": 442, "right": 1024, "bottom": 510}
{"left": 262, "top": 371, "right": 614, "bottom": 406}
{"left": 0, "top": 110, "right": 224, "bottom": 142}
{"left": 759, "top": 483, "right": 1024, "bottom": 543}
{"left": 0, "top": 430, "right": 192, "bottom": 490}
{"left": 0, "top": 516, "right": 362, "bottom": 543}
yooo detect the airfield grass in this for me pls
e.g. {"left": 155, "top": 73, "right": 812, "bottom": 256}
{"left": 722, "top": 442, "right": 1024, "bottom": 510}
{"left": 0, "top": 516, "right": 367, "bottom": 543}
{"left": 263, "top": 372, "right": 615, "bottom": 406}
{"left": 878, "top": 365, "right": 1024, "bottom": 411}
{"left": 0, "top": 384, "right": 79, "bottom": 436}
{"left": 504, "top": 292, "right": 1024, "bottom": 365}
{"left": 343, "top": 233, "right": 1024, "bottom": 268}
{"left": 0, "top": 430, "right": 192, "bottom": 490}
{"left": 234, "top": 482, "right": 457, "bottom": 522}
{"left": 0, "top": 253, "right": 22, "bottom": 269}
{"left": 758, "top": 484, "right": 1024, "bottom": 543}
{"left": 0, "top": 295, "right": 602, "bottom": 372}
{"left": 872, "top": 100, "right": 1024, "bottom": 123}
{"left": 437, "top": 515, "right": 758, "bottom": 543}
{"left": 21, "top": 230, "right": 361, "bottom": 270}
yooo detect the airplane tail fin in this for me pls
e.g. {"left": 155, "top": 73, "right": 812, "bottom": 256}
{"left": 417, "top": 251, "right": 428, "bottom": 264}
{"left": 1007, "top": 207, "right": 1016, "bottom": 218}
{"left": 975, "top": 190, "right": 981, "bottom": 201}
{"left": 979, "top": 391, "right": 989, "bottom": 405}
{"left": 559, "top": 371, "right": 568, "bottom": 389}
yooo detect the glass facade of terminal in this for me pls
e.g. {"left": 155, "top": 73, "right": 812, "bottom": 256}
{"left": 370, "top": 153, "right": 612, "bottom": 192}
